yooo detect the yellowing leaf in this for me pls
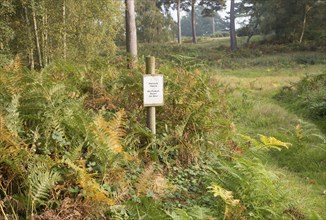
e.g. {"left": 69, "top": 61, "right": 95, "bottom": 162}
{"left": 92, "top": 110, "right": 126, "bottom": 154}
{"left": 207, "top": 184, "right": 239, "bottom": 206}
{"left": 239, "top": 134, "right": 260, "bottom": 146}
{"left": 258, "top": 134, "right": 291, "bottom": 150}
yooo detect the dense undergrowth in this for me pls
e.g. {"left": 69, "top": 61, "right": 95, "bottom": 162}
{"left": 138, "top": 38, "right": 326, "bottom": 69}
{"left": 271, "top": 72, "right": 326, "bottom": 191}
{"left": 0, "top": 57, "right": 232, "bottom": 219}
{"left": 1, "top": 40, "right": 325, "bottom": 219}
{"left": 275, "top": 73, "right": 326, "bottom": 132}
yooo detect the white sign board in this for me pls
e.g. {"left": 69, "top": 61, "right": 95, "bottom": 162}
{"left": 143, "top": 75, "right": 164, "bottom": 107}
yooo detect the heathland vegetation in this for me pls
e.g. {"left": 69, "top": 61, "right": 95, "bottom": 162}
{"left": 1, "top": 0, "right": 325, "bottom": 219}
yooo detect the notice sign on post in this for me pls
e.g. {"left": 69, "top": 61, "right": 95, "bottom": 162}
{"left": 143, "top": 75, "right": 164, "bottom": 107}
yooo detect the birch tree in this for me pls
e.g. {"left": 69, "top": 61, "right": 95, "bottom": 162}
{"left": 191, "top": 0, "right": 197, "bottom": 43}
{"left": 125, "top": 0, "right": 137, "bottom": 68}
{"left": 31, "top": 0, "right": 43, "bottom": 67}
{"left": 177, "top": 0, "right": 181, "bottom": 43}
{"left": 157, "top": 0, "right": 186, "bottom": 44}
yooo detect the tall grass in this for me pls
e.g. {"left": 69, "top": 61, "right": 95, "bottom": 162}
{"left": 275, "top": 73, "right": 326, "bottom": 132}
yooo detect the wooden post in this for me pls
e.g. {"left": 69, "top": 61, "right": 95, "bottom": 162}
{"left": 146, "top": 56, "right": 156, "bottom": 135}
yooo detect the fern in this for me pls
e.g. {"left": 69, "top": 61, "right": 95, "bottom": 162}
{"left": 187, "top": 206, "right": 214, "bottom": 220}
{"left": 166, "top": 208, "right": 192, "bottom": 220}
{"left": 169, "top": 54, "right": 206, "bottom": 70}
{"left": 240, "top": 134, "right": 291, "bottom": 151}
{"left": 46, "top": 84, "right": 66, "bottom": 103}
{"left": 208, "top": 184, "right": 239, "bottom": 206}
{"left": 208, "top": 184, "right": 240, "bottom": 220}
{"left": 90, "top": 110, "right": 126, "bottom": 168}
{"left": 166, "top": 206, "right": 214, "bottom": 220}
{"left": 64, "top": 145, "right": 83, "bottom": 162}
{"left": 0, "top": 65, "right": 129, "bottom": 218}
{"left": 93, "top": 110, "right": 126, "bottom": 152}
{"left": 63, "top": 159, "right": 114, "bottom": 205}
{"left": 0, "top": 114, "right": 30, "bottom": 177}
{"left": 17, "top": 76, "right": 90, "bottom": 157}
{"left": 210, "top": 158, "right": 287, "bottom": 219}
{"left": 135, "top": 164, "right": 155, "bottom": 196}
{"left": 1, "top": 54, "right": 23, "bottom": 72}
{"left": 28, "top": 163, "right": 61, "bottom": 204}
{"left": 3, "top": 94, "right": 21, "bottom": 137}
{"left": 106, "top": 110, "right": 126, "bottom": 153}
{"left": 258, "top": 134, "right": 291, "bottom": 150}
{"left": 0, "top": 114, "right": 21, "bottom": 154}
{"left": 134, "top": 163, "right": 173, "bottom": 201}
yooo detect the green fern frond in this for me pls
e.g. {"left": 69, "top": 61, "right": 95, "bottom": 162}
{"left": 187, "top": 206, "right": 214, "bottom": 220}
{"left": 166, "top": 208, "right": 192, "bottom": 220}
{"left": 28, "top": 163, "right": 61, "bottom": 204}
{"left": 4, "top": 94, "right": 21, "bottom": 137}
{"left": 212, "top": 158, "right": 284, "bottom": 219}
{"left": 169, "top": 54, "right": 206, "bottom": 70}
{"left": 47, "top": 84, "right": 66, "bottom": 99}
{"left": 64, "top": 145, "right": 83, "bottom": 162}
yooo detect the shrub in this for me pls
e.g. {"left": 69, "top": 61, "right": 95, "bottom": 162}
{"left": 275, "top": 73, "right": 326, "bottom": 131}
{"left": 0, "top": 66, "right": 133, "bottom": 218}
{"left": 211, "top": 31, "right": 230, "bottom": 38}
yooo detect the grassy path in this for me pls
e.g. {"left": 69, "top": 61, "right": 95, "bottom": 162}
{"left": 143, "top": 38, "right": 326, "bottom": 218}
{"left": 211, "top": 64, "right": 326, "bottom": 218}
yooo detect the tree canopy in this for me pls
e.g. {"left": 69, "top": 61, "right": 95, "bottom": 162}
{"left": 0, "top": 0, "right": 122, "bottom": 67}
{"left": 181, "top": 7, "right": 229, "bottom": 36}
{"left": 1, "top": 0, "right": 325, "bottom": 67}
{"left": 237, "top": 0, "right": 326, "bottom": 43}
{"left": 136, "top": 0, "right": 175, "bottom": 43}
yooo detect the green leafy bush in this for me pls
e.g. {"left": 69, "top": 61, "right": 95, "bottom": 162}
{"left": 275, "top": 73, "right": 326, "bottom": 131}
{"left": 211, "top": 31, "right": 230, "bottom": 38}
{"left": 0, "top": 58, "right": 234, "bottom": 219}
{"left": 0, "top": 66, "right": 134, "bottom": 218}
{"left": 208, "top": 157, "right": 289, "bottom": 219}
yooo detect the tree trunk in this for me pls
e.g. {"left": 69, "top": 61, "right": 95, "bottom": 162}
{"left": 229, "top": 0, "right": 237, "bottom": 50}
{"left": 191, "top": 0, "right": 197, "bottom": 44}
{"left": 125, "top": 0, "right": 138, "bottom": 68}
{"left": 212, "top": 16, "right": 215, "bottom": 34}
{"left": 246, "top": 21, "right": 258, "bottom": 45}
{"left": 42, "top": 5, "right": 48, "bottom": 67}
{"left": 24, "top": 7, "right": 35, "bottom": 70}
{"left": 30, "top": 48, "right": 35, "bottom": 70}
{"left": 63, "top": 0, "right": 67, "bottom": 61}
{"left": 177, "top": 0, "right": 181, "bottom": 44}
{"left": 31, "top": 0, "right": 43, "bottom": 68}
{"left": 299, "top": 5, "right": 312, "bottom": 44}
{"left": 246, "top": 32, "right": 253, "bottom": 45}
